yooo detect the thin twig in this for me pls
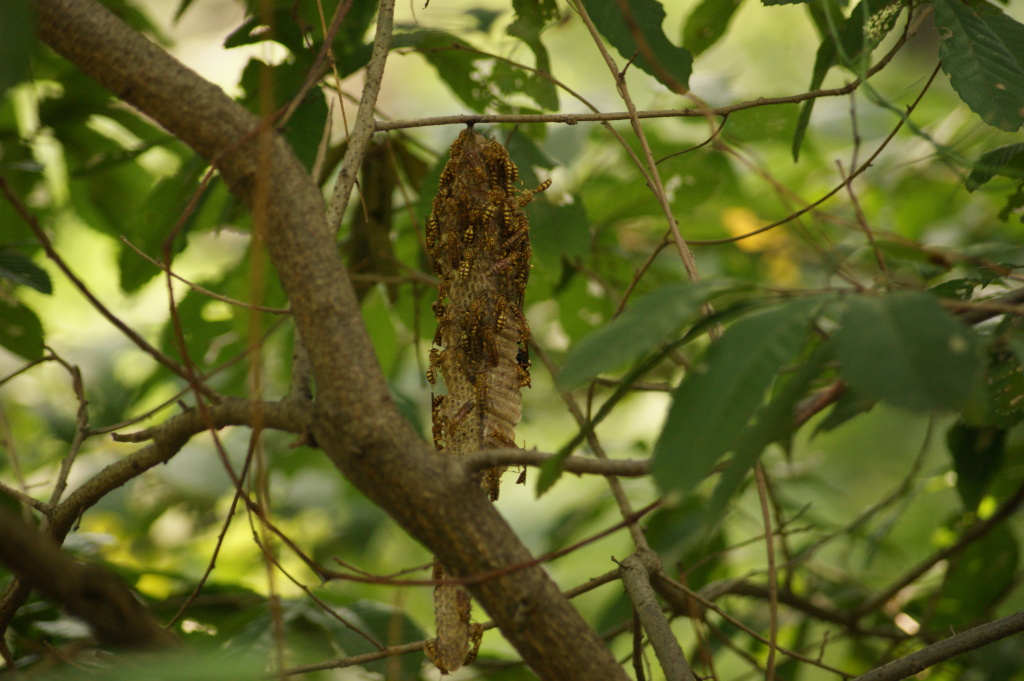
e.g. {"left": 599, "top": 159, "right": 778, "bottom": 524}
{"left": 754, "top": 464, "right": 778, "bottom": 681}
{"left": 573, "top": 0, "right": 700, "bottom": 285}
{"left": 120, "top": 236, "right": 290, "bottom": 314}
{"left": 0, "top": 177, "right": 211, "bottom": 396}
{"left": 851, "top": 610, "right": 1024, "bottom": 681}
{"left": 463, "top": 449, "right": 649, "bottom": 477}
{"left": 531, "top": 341, "right": 650, "bottom": 549}
{"left": 325, "top": 0, "right": 395, "bottom": 234}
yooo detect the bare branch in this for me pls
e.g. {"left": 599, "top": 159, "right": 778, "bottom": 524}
{"left": 324, "top": 0, "right": 395, "bottom": 234}
{"left": 852, "top": 611, "right": 1024, "bottom": 681}
{"left": 464, "top": 449, "right": 649, "bottom": 477}
{"left": 618, "top": 553, "right": 697, "bottom": 681}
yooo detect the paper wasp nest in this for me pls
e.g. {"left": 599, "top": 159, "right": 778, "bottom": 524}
{"left": 424, "top": 128, "right": 547, "bottom": 673}
{"left": 427, "top": 128, "right": 545, "bottom": 499}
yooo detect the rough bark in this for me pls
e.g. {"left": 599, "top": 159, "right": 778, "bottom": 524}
{"left": 31, "top": 1, "right": 628, "bottom": 678}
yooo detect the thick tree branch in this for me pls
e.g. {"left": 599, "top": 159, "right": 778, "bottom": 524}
{"left": 0, "top": 398, "right": 309, "bottom": 633}
{"left": 0, "top": 506, "right": 177, "bottom": 649}
{"left": 32, "top": 2, "right": 627, "bottom": 678}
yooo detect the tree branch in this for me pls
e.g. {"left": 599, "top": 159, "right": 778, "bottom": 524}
{"left": 618, "top": 553, "right": 697, "bottom": 681}
{"left": 851, "top": 610, "right": 1024, "bottom": 681}
{"left": 324, "top": 0, "right": 394, "bottom": 234}
{"left": 0, "top": 506, "right": 177, "bottom": 649}
{"left": 464, "top": 449, "right": 649, "bottom": 477}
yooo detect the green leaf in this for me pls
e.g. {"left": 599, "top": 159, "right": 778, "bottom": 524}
{"left": 683, "top": 0, "right": 744, "bottom": 56}
{"left": 965, "top": 341, "right": 1024, "bottom": 429}
{"left": 507, "top": 0, "right": 560, "bottom": 110}
{"left": 0, "top": 0, "right": 34, "bottom": 100}
{"left": 392, "top": 32, "right": 497, "bottom": 113}
{"left": 652, "top": 296, "right": 824, "bottom": 498}
{"left": 933, "top": 0, "right": 1024, "bottom": 132}
{"left": 762, "top": 0, "right": 812, "bottom": 5}
{"left": 580, "top": 0, "right": 693, "bottom": 90}
{"left": 0, "top": 251, "right": 52, "bottom": 294}
{"left": 966, "top": 143, "right": 1024, "bottom": 190}
{"left": 0, "top": 298, "right": 45, "bottom": 361}
{"left": 530, "top": 197, "right": 589, "bottom": 271}
{"left": 946, "top": 421, "right": 1005, "bottom": 511}
{"left": 705, "top": 339, "right": 834, "bottom": 520}
{"left": 238, "top": 60, "right": 329, "bottom": 171}
{"left": 174, "top": 0, "right": 197, "bottom": 22}
{"left": 835, "top": 292, "right": 982, "bottom": 412}
{"left": 930, "top": 523, "right": 1018, "bottom": 630}
{"left": 813, "top": 388, "right": 876, "bottom": 436}
{"left": 118, "top": 154, "right": 208, "bottom": 293}
{"left": 557, "top": 280, "right": 728, "bottom": 390}
{"left": 792, "top": 0, "right": 903, "bottom": 160}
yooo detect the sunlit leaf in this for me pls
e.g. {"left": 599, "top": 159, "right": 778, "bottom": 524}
{"left": 652, "top": 296, "right": 824, "bottom": 497}
{"left": 118, "top": 154, "right": 208, "bottom": 293}
{"left": 580, "top": 0, "right": 693, "bottom": 90}
{"left": 835, "top": 292, "right": 983, "bottom": 412}
{"left": 933, "top": 0, "right": 1024, "bottom": 132}
{"left": 507, "top": 0, "right": 560, "bottom": 110}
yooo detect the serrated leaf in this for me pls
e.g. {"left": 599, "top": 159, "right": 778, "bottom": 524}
{"left": 0, "top": 251, "right": 52, "bottom": 294}
{"left": 933, "top": 0, "right": 1024, "bottom": 132}
{"left": 683, "top": 0, "right": 744, "bottom": 56}
{"left": 0, "top": 298, "right": 44, "bottom": 361}
{"left": 792, "top": 0, "right": 902, "bottom": 160}
{"left": 557, "top": 281, "right": 728, "bottom": 391}
{"left": 966, "top": 143, "right": 1024, "bottom": 190}
{"left": 946, "top": 421, "right": 1006, "bottom": 511}
{"left": 652, "top": 296, "right": 824, "bottom": 498}
{"left": 580, "top": 0, "right": 693, "bottom": 90}
{"left": 835, "top": 292, "right": 982, "bottom": 412}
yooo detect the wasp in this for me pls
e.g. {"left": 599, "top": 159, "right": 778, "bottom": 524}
{"left": 494, "top": 296, "right": 508, "bottom": 333}
{"left": 482, "top": 328, "right": 499, "bottom": 366}
{"left": 427, "top": 348, "right": 441, "bottom": 385}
